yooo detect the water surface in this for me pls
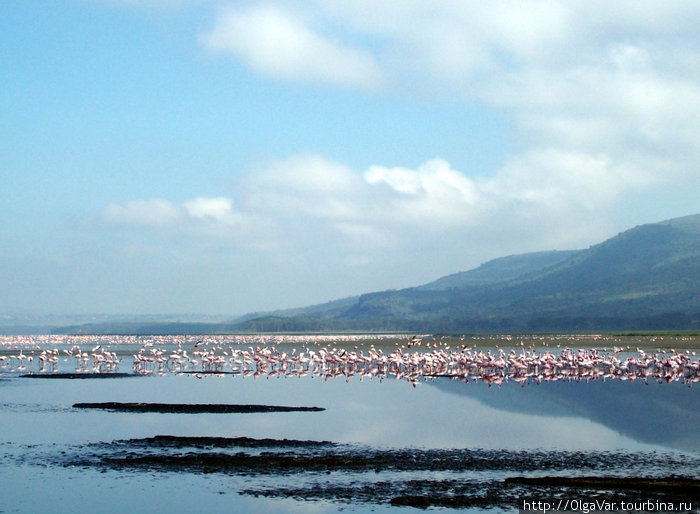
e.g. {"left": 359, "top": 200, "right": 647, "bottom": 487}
{"left": 1, "top": 335, "right": 698, "bottom": 513}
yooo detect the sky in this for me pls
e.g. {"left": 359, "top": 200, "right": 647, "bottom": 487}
{"left": 1, "top": 1, "right": 698, "bottom": 317}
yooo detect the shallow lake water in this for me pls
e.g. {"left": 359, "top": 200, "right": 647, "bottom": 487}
{"left": 0, "top": 334, "right": 698, "bottom": 513}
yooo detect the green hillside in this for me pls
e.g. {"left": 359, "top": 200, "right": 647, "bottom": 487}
{"left": 236, "top": 214, "right": 700, "bottom": 332}
{"left": 48, "top": 214, "right": 700, "bottom": 334}
{"left": 418, "top": 250, "right": 578, "bottom": 291}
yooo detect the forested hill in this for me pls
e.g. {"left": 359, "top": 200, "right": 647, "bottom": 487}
{"left": 45, "top": 214, "right": 700, "bottom": 334}
{"left": 235, "top": 214, "right": 700, "bottom": 332}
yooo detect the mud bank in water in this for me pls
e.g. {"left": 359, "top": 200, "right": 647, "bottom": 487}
{"left": 72, "top": 402, "right": 325, "bottom": 413}
{"left": 54, "top": 436, "right": 699, "bottom": 509}
{"left": 112, "top": 435, "right": 336, "bottom": 449}
{"left": 22, "top": 373, "right": 136, "bottom": 379}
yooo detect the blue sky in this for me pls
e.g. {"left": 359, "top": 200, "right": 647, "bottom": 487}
{"left": 1, "top": 1, "right": 698, "bottom": 316}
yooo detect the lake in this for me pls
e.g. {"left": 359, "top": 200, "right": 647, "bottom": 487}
{"left": 1, "top": 334, "right": 698, "bottom": 513}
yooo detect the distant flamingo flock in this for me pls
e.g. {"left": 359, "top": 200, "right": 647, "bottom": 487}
{"left": 0, "top": 334, "right": 698, "bottom": 386}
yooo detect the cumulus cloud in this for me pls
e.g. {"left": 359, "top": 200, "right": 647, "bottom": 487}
{"left": 243, "top": 154, "right": 366, "bottom": 220}
{"left": 102, "top": 149, "right": 645, "bottom": 309}
{"left": 242, "top": 155, "right": 484, "bottom": 230}
{"left": 197, "top": 0, "right": 698, "bottom": 192}
{"left": 107, "top": 151, "right": 635, "bottom": 251}
{"left": 105, "top": 196, "right": 244, "bottom": 235}
{"left": 200, "top": 4, "right": 385, "bottom": 89}
{"left": 104, "top": 199, "right": 182, "bottom": 226}
{"left": 482, "top": 149, "right": 653, "bottom": 211}
{"left": 364, "top": 159, "right": 480, "bottom": 226}
{"left": 183, "top": 196, "right": 242, "bottom": 225}
{"left": 102, "top": 0, "right": 698, "bottom": 307}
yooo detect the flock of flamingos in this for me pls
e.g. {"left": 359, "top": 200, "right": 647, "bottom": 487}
{"left": 0, "top": 334, "right": 698, "bottom": 386}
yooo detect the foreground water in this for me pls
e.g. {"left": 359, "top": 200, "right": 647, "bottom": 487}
{"left": 0, "top": 334, "right": 698, "bottom": 513}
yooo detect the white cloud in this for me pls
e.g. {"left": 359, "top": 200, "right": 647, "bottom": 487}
{"left": 200, "top": 4, "right": 385, "bottom": 89}
{"left": 183, "top": 196, "right": 240, "bottom": 224}
{"left": 363, "top": 158, "right": 480, "bottom": 226}
{"left": 105, "top": 196, "right": 244, "bottom": 234}
{"left": 104, "top": 199, "right": 182, "bottom": 226}
{"left": 332, "top": 222, "right": 394, "bottom": 248}
{"left": 243, "top": 154, "right": 366, "bottom": 220}
{"left": 241, "top": 155, "right": 484, "bottom": 231}
{"left": 254, "top": 154, "right": 360, "bottom": 195}
{"left": 101, "top": 151, "right": 643, "bottom": 310}
{"left": 107, "top": 151, "right": 637, "bottom": 248}
{"left": 197, "top": 0, "right": 699, "bottom": 191}
{"left": 483, "top": 149, "right": 654, "bottom": 210}
{"left": 97, "top": 1, "right": 698, "bottom": 311}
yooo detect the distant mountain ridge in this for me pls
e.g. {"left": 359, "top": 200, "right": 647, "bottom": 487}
{"left": 236, "top": 214, "right": 700, "bottom": 332}
{"left": 44, "top": 214, "right": 700, "bottom": 334}
{"left": 418, "top": 250, "right": 579, "bottom": 291}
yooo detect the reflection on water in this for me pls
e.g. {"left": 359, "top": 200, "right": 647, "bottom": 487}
{"left": 0, "top": 335, "right": 698, "bottom": 512}
{"left": 435, "top": 378, "right": 700, "bottom": 453}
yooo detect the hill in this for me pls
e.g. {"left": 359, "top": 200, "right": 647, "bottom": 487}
{"left": 235, "top": 214, "right": 700, "bottom": 332}
{"left": 433, "top": 379, "right": 700, "bottom": 452}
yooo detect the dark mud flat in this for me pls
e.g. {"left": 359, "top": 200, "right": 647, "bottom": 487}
{"left": 505, "top": 476, "right": 700, "bottom": 494}
{"left": 112, "top": 435, "right": 335, "bottom": 449}
{"left": 245, "top": 479, "right": 509, "bottom": 508}
{"left": 22, "top": 373, "right": 136, "bottom": 379}
{"left": 67, "top": 442, "right": 700, "bottom": 475}
{"left": 55, "top": 439, "right": 700, "bottom": 509}
{"left": 72, "top": 402, "right": 325, "bottom": 413}
{"left": 244, "top": 475, "right": 700, "bottom": 509}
